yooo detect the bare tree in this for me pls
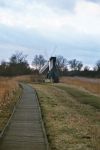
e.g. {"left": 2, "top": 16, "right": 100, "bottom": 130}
{"left": 84, "top": 66, "right": 90, "bottom": 71}
{"left": 10, "top": 52, "right": 27, "bottom": 64}
{"left": 95, "top": 60, "right": 100, "bottom": 71}
{"left": 56, "top": 55, "right": 67, "bottom": 71}
{"left": 32, "top": 55, "right": 39, "bottom": 69}
{"left": 77, "top": 61, "right": 83, "bottom": 71}
{"left": 32, "top": 54, "right": 46, "bottom": 70}
{"left": 69, "top": 59, "right": 83, "bottom": 71}
{"left": 9, "top": 52, "right": 30, "bottom": 76}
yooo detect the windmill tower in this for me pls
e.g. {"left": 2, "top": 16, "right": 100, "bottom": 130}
{"left": 39, "top": 57, "right": 59, "bottom": 83}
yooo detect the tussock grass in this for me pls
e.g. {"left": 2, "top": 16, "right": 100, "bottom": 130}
{"left": 0, "top": 78, "right": 21, "bottom": 132}
{"left": 32, "top": 83, "right": 100, "bottom": 150}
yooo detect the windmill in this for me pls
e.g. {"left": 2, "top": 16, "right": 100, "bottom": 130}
{"left": 39, "top": 49, "right": 59, "bottom": 83}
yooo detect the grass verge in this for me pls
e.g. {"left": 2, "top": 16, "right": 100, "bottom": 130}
{"left": 32, "top": 83, "right": 100, "bottom": 150}
{"left": 56, "top": 84, "right": 100, "bottom": 109}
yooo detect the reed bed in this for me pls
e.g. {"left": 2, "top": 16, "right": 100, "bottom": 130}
{"left": 0, "top": 77, "right": 20, "bottom": 131}
{"left": 0, "top": 78, "right": 18, "bottom": 108}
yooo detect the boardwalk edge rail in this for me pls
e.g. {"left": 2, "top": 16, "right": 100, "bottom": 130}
{"left": 34, "top": 88, "right": 51, "bottom": 150}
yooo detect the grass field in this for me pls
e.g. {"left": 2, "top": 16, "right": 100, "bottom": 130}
{"left": 32, "top": 82, "right": 100, "bottom": 150}
{"left": 0, "top": 78, "right": 22, "bottom": 132}
{"left": 0, "top": 75, "right": 100, "bottom": 149}
{"left": 60, "top": 77, "right": 100, "bottom": 95}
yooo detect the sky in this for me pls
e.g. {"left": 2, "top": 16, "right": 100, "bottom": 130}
{"left": 0, "top": 0, "right": 100, "bottom": 67}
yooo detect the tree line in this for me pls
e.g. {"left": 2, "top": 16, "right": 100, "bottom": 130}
{"left": 0, "top": 52, "right": 32, "bottom": 76}
{"left": 0, "top": 51, "right": 100, "bottom": 77}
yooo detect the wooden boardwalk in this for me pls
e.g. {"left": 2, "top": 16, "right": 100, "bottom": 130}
{"left": 0, "top": 84, "right": 48, "bottom": 150}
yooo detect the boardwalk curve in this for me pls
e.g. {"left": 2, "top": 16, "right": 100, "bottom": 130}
{"left": 0, "top": 84, "right": 48, "bottom": 150}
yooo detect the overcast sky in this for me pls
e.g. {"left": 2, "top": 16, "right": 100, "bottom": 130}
{"left": 0, "top": 0, "right": 100, "bottom": 67}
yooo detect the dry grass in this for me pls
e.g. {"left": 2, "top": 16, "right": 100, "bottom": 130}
{"left": 13, "top": 75, "right": 32, "bottom": 83}
{"left": 60, "top": 77, "right": 100, "bottom": 95}
{"left": 0, "top": 77, "right": 21, "bottom": 132}
{"left": 56, "top": 84, "right": 100, "bottom": 109}
{"left": 32, "top": 83, "right": 100, "bottom": 150}
{"left": 14, "top": 74, "right": 44, "bottom": 83}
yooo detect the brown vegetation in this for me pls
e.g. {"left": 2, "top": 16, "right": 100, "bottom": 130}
{"left": 14, "top": 74, "right": 44, "bottom": 83}
{"left": 0, "top": 77, "right": 21, "bottom": 132}
{"left": 13, "top": 75, "right": 32, "bottom": 83}
{"left": 32, "top": 83, "right": 100, "bottom": 150}
{"left": 60, "top": 77, "right": 100, "bottom": 95}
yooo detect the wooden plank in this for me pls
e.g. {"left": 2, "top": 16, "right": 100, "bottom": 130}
{"left": 0, "top": 84, "right": 48, "bottom": 150}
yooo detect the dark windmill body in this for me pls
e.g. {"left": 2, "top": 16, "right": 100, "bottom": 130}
{"left": 39, "top": 57, "right": 59, "bottom": 83}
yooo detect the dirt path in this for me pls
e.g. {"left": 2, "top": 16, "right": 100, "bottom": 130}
{"left": 0, "top": 84, "right": 48, "bottom": 150}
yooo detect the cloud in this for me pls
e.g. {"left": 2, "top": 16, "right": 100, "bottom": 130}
{"left": 0, "top": 0, "right": 77, "bottom": 11}
{"left": 0, "top": 24, "right": 100, "bottom": 66}
{"left": 87, "top": 0, "right": 100, "bottom": 3}
{"left": 37, "top": 0, "right": 77, "bottom": 10}
{"left": 0, "top": 0, "right": 100, "bottom": 66}
{"left": 0, "top": 0, "right": 100, "bottom": 37}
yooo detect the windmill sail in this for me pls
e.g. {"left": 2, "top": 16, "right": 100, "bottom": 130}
{"left": 39, "top": 62, "right": 49, "bottom": 74}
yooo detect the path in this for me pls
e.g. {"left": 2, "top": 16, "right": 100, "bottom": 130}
{"left": 0, "top": 84, "right": 48, "bottom": 150}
